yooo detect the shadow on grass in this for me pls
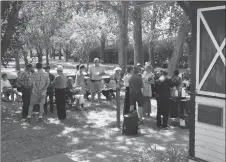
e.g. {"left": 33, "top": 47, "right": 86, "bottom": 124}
{"left": 1, "top": 96, "right": 189, "bottom": 162}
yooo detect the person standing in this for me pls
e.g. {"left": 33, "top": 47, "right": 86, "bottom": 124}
{"left": 171, "top": 69, "right": 182, "bottom": 90}
{"left": 26, "top": 63, "right": 50, "bottom": 122}
{"left": 142, "top": 64, "right": 155, "bottom": 117}
{"left": 43, "top": 65, "right": 55, "bottom": 113}
{"left": 88, "top": 58, "right": 106, "bottom": 103}
{"left": 75, "top": 65, "right": 86, "bottom": 95}
{"left": 156, "top": 71, "right": 174, "bottom": 128}
{"left": 17, "top": 64, "right": 33, "bottom": 119}
{"left": 129, "top": 66, "right": 144, "bottom": 123}
{"left": 123, "top": 66, "right": 133, "bottom": 115}
{"left": 51, "top": 65, "right": 68, "bottom": 120}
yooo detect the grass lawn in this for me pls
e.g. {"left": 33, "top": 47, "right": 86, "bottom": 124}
{"left": 1, "top": 95, "right": 189, "bottom": 162}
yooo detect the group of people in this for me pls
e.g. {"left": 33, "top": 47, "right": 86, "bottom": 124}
{"left": 1, "top": 57, "right": 118, "bottom": 123}
{"left": 122, "top": 62, "right": 184, "bottom": 128}
{"left": 123, "top": 63, "right": 155, "bottom": 124}
{"left": 1, "top": 57, "right": 187, "bottom": 127}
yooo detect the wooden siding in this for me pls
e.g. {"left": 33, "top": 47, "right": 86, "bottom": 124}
{"left": 190, "top": 2, "right": 226, "bottom": 161}
{"left": 195, "top": 96, "right": 225, "bottom": 162}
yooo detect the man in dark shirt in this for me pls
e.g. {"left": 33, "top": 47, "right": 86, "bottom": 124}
{"left": 129, "top": 66, "right": 144, "bottom": 123}
{"left": 44, "top": 66, "right": 55, "bottom": 113}
{"left": 156, "top": 71, "right": 174, "bottom": 128}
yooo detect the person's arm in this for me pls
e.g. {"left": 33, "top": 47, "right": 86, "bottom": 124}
{"left": 43, "top": 74, "right": 50, "bottom": 91}
{"left": 17, "top": 72, "right": 25, "bottom": 87}
{"left": 88, "top": 67, "right": 92, "bottom": 79}
{"left": 30, "top": 74, "right": 38, "bottom": 92}
{"left": 51, "top": 76, "right": 57, "bottom": 88}
{"left": 140, "top": 77, "right": 144, "bottom": 92}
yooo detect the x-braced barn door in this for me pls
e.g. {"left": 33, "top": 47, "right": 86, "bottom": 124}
{"left": 196, "top": 5, "right": 226, "bottom": 98}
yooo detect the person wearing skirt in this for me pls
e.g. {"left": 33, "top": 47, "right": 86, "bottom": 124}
{"left": 51, "top": 66, "right": 68, "bottom": 120}
{"left": 142, "top": 63, "right": 155, "bottom": 117}
{"left": 123, "top": 66, "right": 134, "bottom": 115}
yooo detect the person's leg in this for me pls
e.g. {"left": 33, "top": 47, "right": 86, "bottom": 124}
{"left": 55, "top": 89, "right": 61, "bottom": 119}
{"left": 27, "top": 94, "right": 37, "bottom": 119}
{"left": 156, "top": 99, "right": 162, "bottom": 127}
{"left": 49, "top": 90, "right": 54, "bottom": 112}
{"left": 21, "top": 88, "right": 31, "bottom": 118}
{"left": 162, "top": 99, "right": 170, "bottom": 127}
{"left": 56, "top": 89, "right": 66, "bottom": 120}
{"left": 61, "top": 89, "right": 66, "bottom": 119}
{"left": 97, "top": 81, "right": 102, "bottom": 103}
{"left": 129, "top": 92, "right": 136, "bottom": 112}
{"left": 39, "top": 95, "right": 46, "bottom": 119}
{"left": 137, "top": 93, "right": 144, "bottom": 122}
{"left": 147, "top": 96, "right": 151, "bottom": 116}
{"left": 44, "top": 91, "right": 48, "bottom": 114}
{"left": 143, "top": 96, "right": 148, "bottom": 117}
{"left": 90, "top": 82, "right": 96, "bottom": 102}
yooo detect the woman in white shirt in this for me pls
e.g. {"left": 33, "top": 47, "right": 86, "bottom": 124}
{"left": 122, "top": 66, "right": 134, "bottom": 115}
{"left": 142, "top": 63, "right": 155, "bottom": 117}
{"left": 1, "top": 73, "right": 21, "bottom": 101}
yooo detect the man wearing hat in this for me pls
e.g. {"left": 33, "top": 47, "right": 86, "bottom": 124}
{"left": 43, "top": 65, "right": 55, "bottom": 113}
{"left": 51, "top": 65, "right": 68, "bottom": 120}
{"left": 17, "top": 63, "right": 33, "bottom": 119}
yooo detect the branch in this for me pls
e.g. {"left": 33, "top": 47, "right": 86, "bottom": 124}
{"left": 98, "top": 1, "right": 121, "bottom": 16}
{"left": 177, "top": 1, "right": 191, "bottom": 21}
{"left": 135, "top": 1, "right": 174, "bottom": 8}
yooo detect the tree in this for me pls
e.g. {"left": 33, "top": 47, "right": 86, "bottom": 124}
{"left": 1, "top": 1, "right": 23, "bottom": 67}
{"left": 99, "top": 1, "right": 129, "bottom": 71}
{"left": 167, "top": 3, "right": 191, "bottom": 76}
{"left": 131, "top": 2, "right": 144, "bottom": 65}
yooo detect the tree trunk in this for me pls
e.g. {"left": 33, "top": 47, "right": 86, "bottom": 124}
{"left": 59, "top": 48, "right": 62, "bottom": 60}
{"left": 100, "top": 32, "right": 105, "bottom": 63}
{"left": 23, "top": 51, "right": 28, "bottom": 65}
{"left": 118, "top": 2, "right": 129, "bottom": 71}
{"left": 1, "top": 2, "right": 23, "bottom": 57}
{"left": 30, "top": 50, "right": 33, "bottom": 58}
{"left": 168, "top": 22, "right": 190, "bottom": 76}
{"left": 133, "top": 4, "right": 144, "bottom": 66}
{"left": 46, "top": 48, "right": 49, "bottom": 65}
{"left": 187, "top": 40, "right": 192, "bottom": 69}
{"left": 15, "top": 53, "right": 20, "bottom": 71}
{"left": 52, "top": 47, "right": 55, "bottom": 59}
{"left": 148, "top": 41, "right": 155, "bottom": 67}
{"left": 149, "top": 5, "right": 157, "bottom": 67}
{"left": 36, "top": 46, "right": 43, "bottom": 63}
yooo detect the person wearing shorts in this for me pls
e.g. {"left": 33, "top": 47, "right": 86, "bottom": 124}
{"left": 88, "top": 58, "right": 106, "bottom": 103}
{"left": 129, "top": 66, "right": 144, "bottom": 123}
{"left": 26, "top": 63, "right": 50, "bottom": 122}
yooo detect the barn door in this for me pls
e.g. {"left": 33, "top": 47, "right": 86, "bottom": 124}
{"left": 196, "top": 5, "right": 226, "bottom": 98}
{"left": 194, "top": 5, "right": 226, "bottom": 162}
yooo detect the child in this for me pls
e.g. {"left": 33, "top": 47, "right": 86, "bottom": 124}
{"left": 102, "top": 75, "right": 116, "bottom": 100}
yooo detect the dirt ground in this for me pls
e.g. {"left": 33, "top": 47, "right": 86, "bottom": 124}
{"left": 1, "top": 94, "right": 189, "bottom": 162}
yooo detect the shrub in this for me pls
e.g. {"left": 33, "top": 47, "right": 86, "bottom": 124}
{"left": 127, "top": 144, "right": 188, "bottom": 162}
